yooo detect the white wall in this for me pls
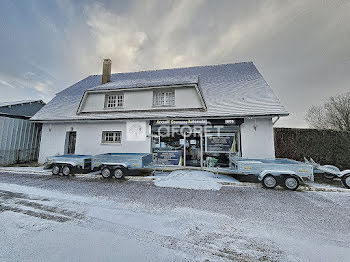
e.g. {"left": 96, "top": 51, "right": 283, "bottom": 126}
{"left": 79, "top": 86, "right": 203, "bottom": 113}
{"left": 80, "top": 93, "right": 105, "bottom": 111}
{"left": 38, "top": 117, "right": 276, "bottom": 163}
{"left": 175, "top": 87, "right": 203, "bottom": 108}
{"left": 38, "top": 120, "right": 151, "bottom": 163}
{"left": 240, "top": 117, "right": 275, "bottom": 158}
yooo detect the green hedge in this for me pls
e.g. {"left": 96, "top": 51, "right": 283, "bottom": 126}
{"left": 274, "top": 128, "right": 350, "bottom": 170}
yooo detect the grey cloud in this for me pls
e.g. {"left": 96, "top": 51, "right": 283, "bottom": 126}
{"left": 0, "top": 0, "right": 349, "bottom": 128}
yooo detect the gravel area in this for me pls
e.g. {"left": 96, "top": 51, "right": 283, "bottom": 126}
{"left": 0, "top": 171, "right": 349, "bottom": 261}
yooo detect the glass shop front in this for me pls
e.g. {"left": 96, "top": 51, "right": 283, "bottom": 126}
{"left": 150, "top": 119, "right": 243, "bottom": 167}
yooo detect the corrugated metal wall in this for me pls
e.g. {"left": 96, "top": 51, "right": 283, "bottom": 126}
{"left": 0, "top": 116, "right": 42, "bottom": 165}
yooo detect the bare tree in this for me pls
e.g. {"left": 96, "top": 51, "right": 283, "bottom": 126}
{"left": 305, "top": 92, "right": 350, "bottom": 131}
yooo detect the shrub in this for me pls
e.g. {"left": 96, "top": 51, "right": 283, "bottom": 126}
{"left": 274, "top": 128, "right": 350, "bottom": 170}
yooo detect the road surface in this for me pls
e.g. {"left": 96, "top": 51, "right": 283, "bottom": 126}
{"left": 0, "top": 171, "right": 349, "bottom": 261}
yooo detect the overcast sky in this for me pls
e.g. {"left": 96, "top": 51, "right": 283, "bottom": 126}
{"left": 0, "top": 0, "right": 349, "bottom": 127}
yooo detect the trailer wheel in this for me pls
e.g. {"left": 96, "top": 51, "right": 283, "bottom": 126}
{"left": 341, "top": 174, "right": 350, "bottom": 189}
{"left": 323, "top": 165, "right": 340, "bottom": 179}
{"left": 62, "top": 165, "right": 72, "bottom": 176}
{"left": 324, "top": 173, "right": 336, "bottom": 179}
{"left": 101, "top": 167, "right": 112, "bottom": 179}
{"left": 114, "top": 168, "right": 124, "bottom": 179}
{"left": 262, "top": 175, "right": 277, "bottom": 189}
{"left": 284, "top": 176, "right": 299, "bottom": 191}
{"left": 52, "top": 165, "right": 60, "bottom": 175}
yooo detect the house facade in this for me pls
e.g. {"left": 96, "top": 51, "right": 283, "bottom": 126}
{"left": 32, "top": 60, "right": 288, "bottom": 166}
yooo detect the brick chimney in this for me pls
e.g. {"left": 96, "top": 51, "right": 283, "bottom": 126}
{"left": 101, "top": 59, "right": 112, "bottom": 84}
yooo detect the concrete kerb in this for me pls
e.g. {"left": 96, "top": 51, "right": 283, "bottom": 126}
{"left": 0, "top": 167, "right": 349, "bottom": 192}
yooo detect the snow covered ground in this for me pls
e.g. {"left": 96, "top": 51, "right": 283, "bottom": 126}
{"left": 305, "top": 181, "right": 345, "bottom": 190}
{"left": 0, "top": 182, "right": 280, "bottom": 262}
{"left": 2, "top": 166, "right": 348, "bottom": 192}
{"left": 0, "top": 171, "right": 349, "bottom": 261}
{"left": 153, "top": 170, "right": 239, "bottom": 190}
{"left": 0, "top": 166, "right": 49, "bottom": 174}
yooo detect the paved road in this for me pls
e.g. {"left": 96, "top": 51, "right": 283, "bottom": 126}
{"left": 0, "top": 171, "right": 349, "bottom": 261}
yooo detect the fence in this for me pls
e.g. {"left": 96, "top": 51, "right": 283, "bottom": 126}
{"left": 0, "top": 116, "right": 42, "bottom": 166}
{"left": 274, "top": 128, "right": 350, "bottom": 170}
{"left": 0, "top": 148, "right": 39, "bottom": 166}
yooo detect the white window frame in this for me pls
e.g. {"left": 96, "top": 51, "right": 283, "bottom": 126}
{"left": 105, "top": 94, "right": 123, "bottom": 109}
{"left": 102, "top": 131, "right": 122, "bottom": 144}
{"left": 153, "top": 90, "right": 175, "bottom": 107}
{"left": 117, "top": 94, "right": 123, "bottom": 107}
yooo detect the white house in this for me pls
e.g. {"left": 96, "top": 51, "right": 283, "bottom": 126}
{"left": 32, "top": 60, "right": 288, "bottom": 166}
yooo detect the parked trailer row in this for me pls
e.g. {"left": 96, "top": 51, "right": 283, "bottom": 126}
{"left": 44, "top": 153, "right": 153, "bottom": 179}
{"left": 45, "top": 153, "right": 350, "bottom": 190}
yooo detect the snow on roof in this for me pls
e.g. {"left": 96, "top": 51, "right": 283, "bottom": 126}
{"left": 89, "top": 74, "right": 199, "bottom": 91}
{"left": 31, "top": 62, "right": 288, "bottom": 121}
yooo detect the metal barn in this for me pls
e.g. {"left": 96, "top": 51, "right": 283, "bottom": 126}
{"left": 0, "top": 100, "right": 45, "bottom": 165}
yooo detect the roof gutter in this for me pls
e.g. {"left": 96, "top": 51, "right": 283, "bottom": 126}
{"left": 0, "top": 113, "right": 32, "bottom": 119}
{"left": 30, "top": 113, "right": 288, "bottom": 123}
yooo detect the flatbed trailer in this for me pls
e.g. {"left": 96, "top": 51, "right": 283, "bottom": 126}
{"left": 92, "top": 153, "right": 153, "bottom": 178}
{"left": 44, "top": 155, "right": 93, "bottom": 176}
{"left": 44, "top": 153, "right": 153, "bottom": 179}
{"left": 229, "top": 157, "right": 350, "bottom": 190}
{"left": 229, "top": 157, "right": 314, "bottom": 190}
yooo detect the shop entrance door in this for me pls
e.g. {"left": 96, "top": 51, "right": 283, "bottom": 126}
{"left": 183, "top": 132, "right": 203, "bottom": 167}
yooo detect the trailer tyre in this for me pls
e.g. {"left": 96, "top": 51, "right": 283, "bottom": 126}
{"left": 341, "top": 174, "right": 350, "bottom": 189}
{"left": 62, "top": 165, "right": 72, "bottom": 176}
{"left": 284, "top": 176, "right": 299, "bottom": 191}
{"left": 114, "top": 168, "right": 124, "bottom": 179}
{"left": 262, "top": 175, "right": 277, "bottom": 189}
{"left": 52, "top": 165, "right": 60, "bottom": 175}
{"left": 324, "top": 173, "right": 336, "bottom": 179}
{"left": 323, "top": 165, "right": 340, "bottom": 179}
{"left": 101, "top": 167, "right": 112, "bottom": 179}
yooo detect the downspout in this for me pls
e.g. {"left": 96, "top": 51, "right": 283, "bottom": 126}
{"left": 272, "top": 116, "right": 280, "bottom": 159}
{"left": 272, "top": 116, "right": 280, "bottom": 125}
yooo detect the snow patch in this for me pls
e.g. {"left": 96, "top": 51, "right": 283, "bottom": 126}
{"left": 154, "top": 170, "right": 239, "bottom": 190}
{"left": 306, "top": 182, "right": 341, "bottom": 190}
{"left": 0, "top": 166, "right": 49, "bottom": 174}
{"left": 304, "top": 181, "right": 349, "bottom": 192}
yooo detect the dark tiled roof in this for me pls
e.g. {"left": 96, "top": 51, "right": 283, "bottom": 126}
{"left": 0, "top": 100, "right": 45, "bottom": 118}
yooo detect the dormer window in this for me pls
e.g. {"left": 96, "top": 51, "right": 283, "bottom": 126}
{"left": 153, "top": 90, "right": 175, "bottom": 107}
{"left": 106, "top": 94, "right": 123, "bottom": 108}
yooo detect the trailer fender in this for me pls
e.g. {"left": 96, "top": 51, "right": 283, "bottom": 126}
{"left": 280, "top": 173, "right": 304, "bottom": 183}
{"left": 339, "top": 170, "right": 350, "bottom": 177}
{"left": 258, "top": 170, "right": 298, "bottom": 182}
{"left": 101, "top": 163, "right": 127, "bottom": 169}
{"left": 44, "top": 163, "right": 53, "bottom": 169}
{"left": 314, "top": 164, "right": 341, "bottom": 176}
{"left": 53, "top": 161, "right": 78, "bottom": 167}
{"left": 324, "top": 165, "right": 340, "bottom": 173}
